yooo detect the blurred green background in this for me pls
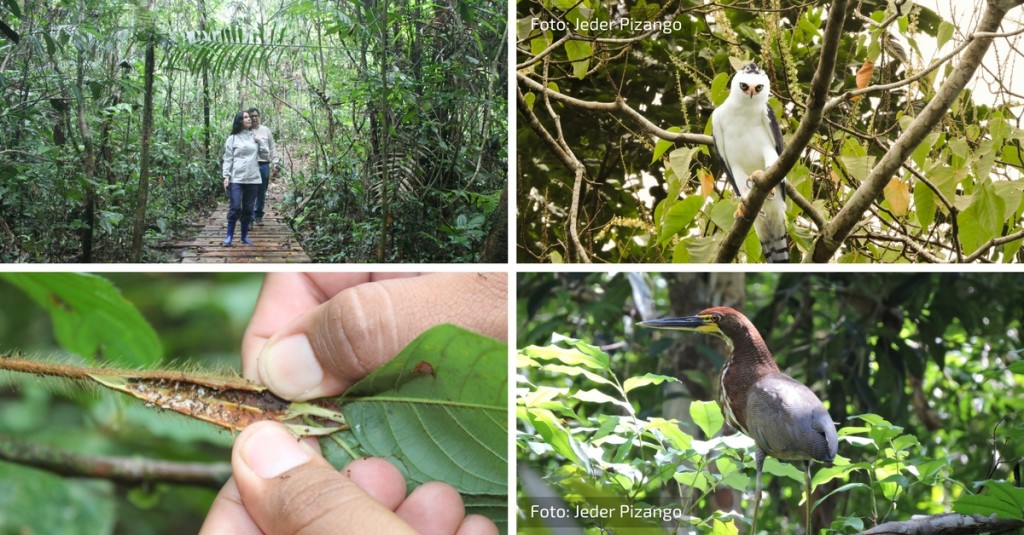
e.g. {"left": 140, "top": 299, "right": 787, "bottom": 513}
{"left": 0, "top": 273, "right": 264, "bottom": 535}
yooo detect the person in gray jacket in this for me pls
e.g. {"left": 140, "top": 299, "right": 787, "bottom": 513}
{"left": 247, "top": 107, "right": 280, "bottom": 225}
{"left": 222, "top": 110, "right": 269, "bottom": 246}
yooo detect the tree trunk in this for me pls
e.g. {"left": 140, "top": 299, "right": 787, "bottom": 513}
{"left": 478, "top": 185, "right": 507, "bottom": 262}
{"left": 75, "top": 47, "right": 96, "bottom": 262}
{"left": 131, "top": 12, "right": 156, "bottom": 262}
{"left": 376, "top": 0, "right": 392, "bottom": 262}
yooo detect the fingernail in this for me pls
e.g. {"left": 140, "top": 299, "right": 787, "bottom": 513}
{"left": 240, "top": 423, "right": 312, "bottom": 479}
{"left": 259, "top": 334, "right": 324, "bottom": 400}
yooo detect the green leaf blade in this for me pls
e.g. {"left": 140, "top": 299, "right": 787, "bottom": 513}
{"left": 324, "top": 325, "right": 507, "bottom": 529}
{"left": 0, "top": 273, "right": 162, "bottom": 366}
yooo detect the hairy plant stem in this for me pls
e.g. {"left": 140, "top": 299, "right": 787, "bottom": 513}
{"left": 0, "top": 355, "right": 346, "bottom": 436}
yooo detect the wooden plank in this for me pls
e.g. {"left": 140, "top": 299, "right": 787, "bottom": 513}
{"left": 178, "top": 177, "right": 312, "bottom": 263}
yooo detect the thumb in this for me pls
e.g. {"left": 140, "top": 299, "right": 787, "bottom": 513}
{"left": 255, "top": 272, "right": 506, "bottom": 401}
{"left": 232, "top": 421, "right": 418, "bottom": 535}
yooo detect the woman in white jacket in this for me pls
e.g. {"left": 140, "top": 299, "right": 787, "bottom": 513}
{"left": 221, "top": 110, "right": 268, "bottom": 246}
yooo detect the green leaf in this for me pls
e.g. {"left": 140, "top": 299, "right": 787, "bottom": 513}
{"left": 711, "top": 519, "right": 739, "bottom": 535}
{"left": 929, "top": 165, "right": 964, "bottom": 207}
{"left": 668, "top": 146, "right": 697, "bottom": 182}
{"left": 42, "top": 31, "right": 58, "bottom": 56}
{"left": 645, "top": 418, "right": 693, "bottom": 451}
{"left": 674, "top": 470, "right": 710, "bottom": 492}
{"left": 911, "top": 131, "right": 940, "bottom": 169}
{"left": 958, "top": 179, "right": 1005, "bottom": 254}
{"left": 522, "top": 341, "right": 610, "bottom": 371}
{"left": 0, "top": 463, "right": 115, "bottom": 534}
{"left": 994, "top": 180, "right": 1024, "bottom": 223}
{"left": 564, "top": 40, "right": 592, "bottom": 79}
{"left": 658, "top": 195, "right": 704, "bottom": 245}
{"left": 936, "top": 20, "right": 954, "bottom": 49}
{"left": 839, "top": 139, "right": 875, "bottom": 182}
{"left": 652, "top": 127, "right": 681, "bottom": 163}
{"left": 541, "top": 364, "right": 612, "bottom": 385}
{"left": 710, "top": 72, "right": 730, "bottom": 106}
{"left": 986, "top": 480, "right": 1024, "bottom": 512}
{"left": 522, "top": 407, "right": 579, "bottom": 463}
{"left": 708, "top": 197, "right": 740, "bottom": 230}
{"left": 763, "top": 457, "right": 804, "bottom": 483}
{"left": 914, "top": 180, "right": 936, "bottom": 228}
{"left": 954, "top": 491, "right": 1024, "bottom": 521}
{"left": 323, "top": 325, "right": 506, "bottom": 528}
{"left": 0, "top": 273, "right": 162, "bottom": 366}
{"left": 574, "top": 388, "right": 629, "bottom": 410}
{"left": 689, "top": 400, "right": 724, "bottom": 438}
{"left": 623, "top": 373, "right": 677, "bottom": 393}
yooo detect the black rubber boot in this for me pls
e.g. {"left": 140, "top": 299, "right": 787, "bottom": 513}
{"left": 223, "top": 220, "right": 236, "bottom": 246}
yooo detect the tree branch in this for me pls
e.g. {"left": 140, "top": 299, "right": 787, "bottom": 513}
{"left": 862, "top": 512, "right": 1024, "bottom": 534}
{"left": 517, "top": 81, "right": 591, "bottom": 262}
{"left": 516, "top": 73, "right": 713, "bottom": 146}
{"left": 713, "top": 0, "right": 850, "bottom": 263}
{"left": 785, "top": 182, "right": 825, "bottom": 230}
{"left": 810, "top": 0, "right": 1024, "bottom": 262}
{"left": 0, "top": 434, "right": 230, "bottom": 488}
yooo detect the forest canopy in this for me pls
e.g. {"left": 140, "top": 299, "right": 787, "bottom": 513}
{"left": 0, "top": 0, "right": 507, "bottom": 263}
{"left": 516, "top": 0, "right": 1024, "bottom": 263}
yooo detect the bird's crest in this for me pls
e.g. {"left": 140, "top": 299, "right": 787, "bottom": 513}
{"left": 741, "top": 62, "right": 763, "bottom": 75}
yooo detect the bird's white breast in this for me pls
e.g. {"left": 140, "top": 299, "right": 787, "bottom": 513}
{"left": 715, "top": 102, "right": 778, "bottom": 180}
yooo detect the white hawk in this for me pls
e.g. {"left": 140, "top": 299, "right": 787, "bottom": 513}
{"left": 711, "top": 62, "right": 789, "bottom": 263}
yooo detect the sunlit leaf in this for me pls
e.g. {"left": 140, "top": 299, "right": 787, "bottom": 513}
{"left": 884, "top": 178, "right": 910, "bottom": 217}
{"left": 0, "top": 273, "right": 162, "bottom": 366}
{"left": 623, "top": 373, "right": 677, "bottom": 393}
{"left": 690, "top": 400, "right": 724, "bottom": 438}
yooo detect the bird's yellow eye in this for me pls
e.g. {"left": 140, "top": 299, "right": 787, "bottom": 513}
{"left": 755, "top": 84, "right": 764, "bottom": 93}
{"left": 739, "top": 83, "right": 749, "bottom": 91}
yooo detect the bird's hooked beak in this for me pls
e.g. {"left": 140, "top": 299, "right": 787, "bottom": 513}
{"left": 639, "top": 315, "right": 721, "bottom": 335}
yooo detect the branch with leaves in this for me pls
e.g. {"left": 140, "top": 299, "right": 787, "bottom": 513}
{"left": 517, "top": 0, "right": 1024, "bottom": 263}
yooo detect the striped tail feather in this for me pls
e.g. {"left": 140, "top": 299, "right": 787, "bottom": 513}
{"left": 754, "top": 197, "right": 789, "bottom": 263}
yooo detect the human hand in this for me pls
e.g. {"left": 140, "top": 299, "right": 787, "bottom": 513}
{"left": 202, "top": 273, "right": 506, "bottom": 534}
{"left": 200, "top": 421, "right": 496, "bottom": 535}
{"left": 240, "top": 272, "right": 507, "bottom": 400}
{"left": 223, "top": 177, "right": 230, "bottom": 191}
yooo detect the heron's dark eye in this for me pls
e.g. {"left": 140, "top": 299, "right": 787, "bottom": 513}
{"left": 755, "top": 84, "right": 764, "bottom": 93}
{"left": 711, "top": 313, "right": 722, "bottom": 322}
{"left": 739, "top": 83, "right": 749, "bottom": 91}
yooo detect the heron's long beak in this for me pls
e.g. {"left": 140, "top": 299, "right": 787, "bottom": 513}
{"left": 639, "top": 316, "right": 719, "bottom": 334}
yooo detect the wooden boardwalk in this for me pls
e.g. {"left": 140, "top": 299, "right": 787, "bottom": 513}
{"left": 180, "top": 179, "right": 310, "bottom": 263}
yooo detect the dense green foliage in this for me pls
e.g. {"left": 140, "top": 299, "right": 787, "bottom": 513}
{"left": 517, "top": 273, "right": 1024, "bottom": 532}
{"left": 0, "top": 273, "right": 261, "bottom": 534}
{"left": 0, "top": 0, "right": 506, "bottom": 262}
{"left": 517, "top": 1, "right": 1024, "bottom": 262}
{"left": 0, "top": 274, "right": 510, "bottom": 533}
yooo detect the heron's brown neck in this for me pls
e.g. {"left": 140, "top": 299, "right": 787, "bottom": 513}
{"left": 726, "top": 328, "right": 779, "bottom": 378}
